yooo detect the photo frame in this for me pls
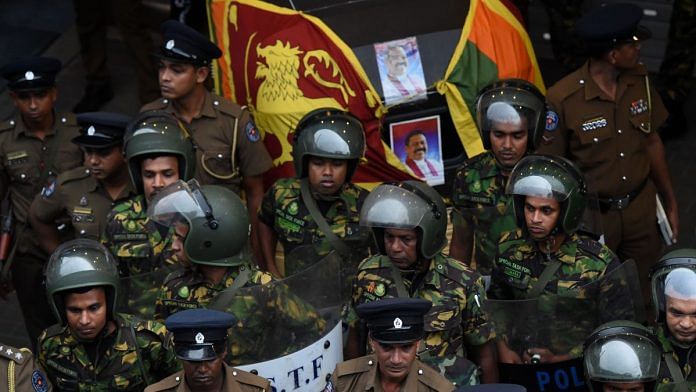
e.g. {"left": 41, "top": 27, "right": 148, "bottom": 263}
{"left": 389, "top": 115, "right": 444, "bottom": 186}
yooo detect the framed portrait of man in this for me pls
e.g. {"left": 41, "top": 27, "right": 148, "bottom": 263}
{"left": 374, "top": 36, "right": 427, "bottom": 106}
{"left": 389, "top": 115, "right": 444, "bottom": 186}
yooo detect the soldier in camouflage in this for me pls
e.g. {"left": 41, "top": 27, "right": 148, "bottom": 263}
{"left": 344, "top": 181, "right": 497, "bottom": 386}
{"left": 649, "top": 250, "right": 696, "bottom": 387}
{"left": 150, "top": 180, "right": 326, "bottom": 365}
{"left": 101, "top": 111, "right": 196, "bottom": 276}
{"left": 258, "top": 108, "right": 372, "bottom": 278}
{"left": 490, "top": 155, "right": 621, "bottom": 364}
{"left": 37, "top": 239, "right": 180, "bottom": 391}
{"left": 450, "top": 79, "right": 547, "bottom": 277}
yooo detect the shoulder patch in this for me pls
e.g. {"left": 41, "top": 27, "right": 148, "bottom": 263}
{"left": 32, "top": 369, "right": 50, "bottom": 392}
{"left": 577, "top": 237, "right": 607, "bottom": 259}
{"left": 59, "top": 166, "right": 91, "bottom": 185}
{"left": 40, "top": 178, "right": 57, "bottom": 199}
{"left": 0, "top": 118, "right": 18, "bottom": 132}
{"left": 163, "top": 268, "right": 190, "bottom": 286}
{"left": 545, "top": 110, "right": 559, "bottom": 131}
{"left": 245, "top": 120, "right": 260, "bottom": 142}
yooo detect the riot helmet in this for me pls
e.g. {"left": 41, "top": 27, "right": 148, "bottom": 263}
{"left": 293, "top": 108, "right": 365, "bottom": 181}
{"left": 148, "top": 179, "right": 250, "bottom": 266}
{"left": 45, "top": 239, "right": 120, "bottom": 324}
{"left": 583, "top": 321, "right": 661, "bottom": 392}
{"left": 650, "top": 249, "right": 696, "bottom": 323}
{"left": 506, "top": 154, "right": 587, "bottom": 235}
{"left": 476, "top": 79, "right": 546, "bottom": 153}
{"left": 360, "top": 180, "right": 446, "bottom": 259}
{"left": 124, "top": 110, "right": 196, "bottom": 193}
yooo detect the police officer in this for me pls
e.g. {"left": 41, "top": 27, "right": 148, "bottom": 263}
{"left": 145, "top": 308, "right": 271, "bottom": 392}
{"left": 583, "top": 321, "right": 662, "bottom": 392}
{"left": 0, "top": 56, "right": 83, "bottom": 345}
{"left": 326, "top": 298, "right": 454, "bottom": 391}
{"left": 649, "top": 250, "right": 696, "bottom": 386}
{"left": 450, "top": 79, "right": 546, "bottom": 278}
{"left": 490, "top": 155, "right": 622, "bottom": 364}
{"left": 101, "top": 111, "right": 195, "bottom": 275}
{"left": 536, "top": 3, "right": 679, "bottom": 302}
{"left": 258, "top": 108, "right": 372, "bottom": 277}
{"left": 141, "top": 20, "right": 273, "bottom": 261}
{"left": 0, "top": 343, "right": 51, "bottom": 392}
{"left": 37, "top": 239, "right": 180, "bottom": 390}
{"left": 30, "top": 112, "right": 135, "bottom": 254}
{"left": 150, "top": 180, "right": 325, "bottom": 365}
{"left": 344, "top": 181, "right": 497, "bottom": 386}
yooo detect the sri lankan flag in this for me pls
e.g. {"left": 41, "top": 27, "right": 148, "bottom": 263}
{"left": 436, "top": 0, "right": 545, "bottom": 158}
{"left": 207, "top": 0, "right": 414, "bottom": 187}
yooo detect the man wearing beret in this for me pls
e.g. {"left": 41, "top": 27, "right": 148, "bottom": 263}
{"left": 145, "top": 308, "right": 271, "bottom": 392}
{"left": 0, "top": 56, "right": 83, "bottom": 346}
{"left": 326, "top": 298, "right": 455, "bottom": 392}
{"left": 536, "top": 3, "right": 679, "bottom": 301}
{"left": 141, "top": 20, "right": 273, "bottom": 262}
{"left": 29, "top": 112, "right": 137, "bottom": 254}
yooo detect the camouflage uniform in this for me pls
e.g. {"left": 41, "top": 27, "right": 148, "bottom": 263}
{"left": 37, "top": 313, "right": 180, "bottom": 391}
{"left": 155, "top": 264, "right": 326, "bottom": 365}
{"left": 451, "top": 151, "right": 517, "bottom": 275}
{"left": 101, "top": 194, "right": 177, "bottom": 276}
{"left": 258, "top": 178, "right": 372, "bottom": 275}
{"left": 656, "top": 324, "right": 696, "bottom": 386}
{"left": 345, "top": 253, "right": 495, "bottom": 386}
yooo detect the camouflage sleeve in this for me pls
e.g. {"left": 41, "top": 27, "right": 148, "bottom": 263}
{"left": 462, "top": 274, "right": 496, "bottom": 346}
{"left": 153, "top": 284, "right": 170, "bottom": 323}
{"left": 258, "top": 183, "right": 276, "bottom": 227}
{"left": 270, "top": 282, "right": 327, "bottom": 334}
{"left": 343, "top": 269, "right": 369, "bottom": 328}
{"left": 100, "top": 208, "right": 121, "bottom": 253}
{"left": 138, "top": 320, "right": 181, "bottom": 380}
{"left": 451, "top": 173, "right": 474, "bottom": 228}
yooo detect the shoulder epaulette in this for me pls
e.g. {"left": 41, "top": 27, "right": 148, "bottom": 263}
{"left": 58, "top": 166, "right": 91, "bottom": 185}
{"left": 210, "top": 94, "right": 243, "bottom": 117}
{"left": 0, "top": 344, "right": 30, "bottom": 365}
{"left": 0, "top": 118, "right": 18, "bottom": 132}
{"left": 42, "top": 323, "right": 67, "bottom": 340}
{"left": 140, "top": 99, "right": 169, "bottom": 112}
{"left": 437, "top": 255, "right": 479, "bottom": 284}
{"left": 272, "top": 177, "right": 299, "bottom": 191}
{"left": 334, "top": 356, "right": 372, "bottom": 376}
{"left": 57, "top": 112, "right": 78, "bottom": 126}
{"left": 358, "top": 255, "right": 389, "bottom": 270}
{"left": 232, "top": 368, "right": 272, "bottom": 389}
{"left": 548, "top": 72, "right": 584, "bottom": 103}
{"left": 163, "top": 268, "right": 190, "bottom": 286}
{"left": 577, "top": 237, "right": 608, "bottom": 259}
{"left": 144, "top": 371, "right": 183, "bottom": 391}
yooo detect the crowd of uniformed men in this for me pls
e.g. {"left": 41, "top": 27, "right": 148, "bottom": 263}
{"left": 0, "top": 2, "right": 694, "bottom": 392}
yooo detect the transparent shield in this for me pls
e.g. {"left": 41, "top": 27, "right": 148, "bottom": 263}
{"left": 488, "top": 260, "right": 645, "bottom": 364}
{"left": 117, "top": 265, "right": 181, "bottom": 319}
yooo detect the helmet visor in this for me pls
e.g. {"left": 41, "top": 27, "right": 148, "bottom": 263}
{"left": 651, "top": 263, "right": 696, "bottom": 316}
{"left": 359, "top": 184, "right": 432, "bottom": 229}
{"left": 506, "top": 156, "right": 578, "bottom": 201}
{"left": 46, "top": 239, "right": 118, "bottom": 289}
{"left": 584, "top": 334, "right": 661, "bottom": 383}
{"left": 147, "top": 179, "right": 212, "bottom": 228}
{"left": 476, "top": 83, "right": 545, "bottom": 135}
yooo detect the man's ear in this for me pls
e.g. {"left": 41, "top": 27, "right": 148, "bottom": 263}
{"left": 196, "top": 66, "right": 210, "bottom": 84}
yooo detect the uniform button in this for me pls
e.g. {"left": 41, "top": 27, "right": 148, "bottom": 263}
{"left": 641, "top": 123, "right": 645, "bottom": 128}
{"left": 42, "top": 145, "right": 47, "bottom": 151}
{"left": 368, "top": 360, "right": 374, "bottom": 366}
{"left": 85, "top": 169, "right": 91, "bottom": 174}
{"left": 619, "top": 152, "right": 625, "bottom": 158}
{"left": 213, "top": 100, "right": 220, "bottom": 106}
{"left": 175, "top": 376, "right": 180, "bottom": 382}
{"left": 61, "top": 117, "right": 67, "bottom": 123}
{"left": 217, "top": 153, "right": 223, "bottom": 159}
{"left": 9, "top": 120, "right": 15, "bottom": 126}
{"left": 20, "top": 173, "right": 26, "bottom": 179}
{"left": 80, "top": 230, "right": 86, "bottom": 235}
{"left": 232, "top": 371, "right": 238, "bottom": 376}
{"left": 579, "top": 79, "right": 585, "bottom": 85}
{"left": 617, "top": 129, "right": 623, "bottom": 134}
{"left": 163, "top": 99, "right": 169, "bottom": 104}
{"left": 621, "top": 176, "right": 627, "bottom": 181}
{"left": 592, "top": 137, "right": 599, "bottom": 143}
{"left": 418, "top": 369, "right": 424, "bottom": 375}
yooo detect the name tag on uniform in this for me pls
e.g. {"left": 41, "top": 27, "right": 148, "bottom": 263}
{"left": 6, "top": 150, "right": 28, "bottom": 164}
{"left": 629, "top": 99, "right": 648, "bottom": 116}
{"left": 72, "top": 207, "right": 95, "bottom": 223}
{"left": 581, "top": 116, "right": 607, "bottom": 132}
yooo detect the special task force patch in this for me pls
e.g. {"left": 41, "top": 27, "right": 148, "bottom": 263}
{"left": 32, "top": 369, "right": 49, "bottom": 392}
{"left": 245, "top": 121, "right": 260, "bottom": 142}
{"left": 545, "top": 111, "right": 559, "bottom": 131}
{"left": 40, "top": 179, "right": 57, "bottom": 199}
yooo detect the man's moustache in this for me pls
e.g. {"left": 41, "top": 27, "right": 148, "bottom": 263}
{"left": 415, "top": 148, "right": 426, "bottom": 153}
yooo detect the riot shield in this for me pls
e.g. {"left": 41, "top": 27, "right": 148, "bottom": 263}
{"left": 214, "top": 252, "right": 344, "bottom": 391}
{"left": 117, "top": 264, "right": 181, "bottom": 319}
{"left": 487, "top": 260, "right": 645, "bottom": 392}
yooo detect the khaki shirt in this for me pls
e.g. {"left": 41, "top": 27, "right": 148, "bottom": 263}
{"left": 31, "top": 166, "right": 137, "bottom": 240}
{"left": 537, "top": 61, "right": 668, "bottom": 197}
{"left": 145, "top": 363, "right": 270, "bottom": 392}
{"left": 0, "top": 343, "right": 52, "bottom": 392}
{"left": 325, "top": 354, "right": 455, "bottom": 392}
{"left": 141, "top": 91, "right": 272, "bottom": 194}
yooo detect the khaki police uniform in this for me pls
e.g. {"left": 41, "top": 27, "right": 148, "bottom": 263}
{"left": 140, "top": 91, "right": 272, "bottom": 194}
{"left": 325, "top": 354, "right": 455, "bottom": 392}
{"left": 0, "top": 344, "right": 51, "bottom": 392}
{"left": 537, "top": 61, "right": 669, "bottom": 294}
{"left": 0, "top": 114, "right": 82, "bottom": 344}
{"left": 31, "top": 166, "right": 137, "bottom": 240}
{"left": 144, "top": 363, "right": 270, "bottom": 392}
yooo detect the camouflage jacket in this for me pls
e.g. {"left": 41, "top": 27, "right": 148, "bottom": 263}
{"left": 155, "top": 264, "right": 326, "bottom": 365}
{"left": 258, "top": 178, "right": 372, "bottom": 276}
{"left": 656, "top": 324, "right": 696, "bottom": 385}
{"left": 451, "top": 151, "right": 516, "bottom": 275}
{"left": 101, "top": 195, "right": 176, "bottom": 276}
{"left": 345, "top": 253, "right": 496, "bottom": 385}
{"left": 37, "top": 313, "right": 180, "bottom": 391}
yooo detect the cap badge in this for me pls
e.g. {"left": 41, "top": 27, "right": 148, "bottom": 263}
{"left": 195, "top": 332, "right": 205, "bottom": 344}
{"left": 166, "top": 40, "right": 175, "bottom": 50}
{"left": 25, "top": 71, "right": 35, "bottom": 81}
{"left": 87, "top": 126, "right": 96, "bottom": 136}
{"left": 393, "top": 317, "right": 403, "bottom": 329}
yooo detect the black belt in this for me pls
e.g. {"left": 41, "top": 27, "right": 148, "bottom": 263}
{"left": 591, "top": 179, "right": 647, "bottom": 211}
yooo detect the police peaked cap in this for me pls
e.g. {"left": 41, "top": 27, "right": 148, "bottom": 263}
{"left": 73, "top": 112, "right": 132, "bottom": 148}
{"left": 1, "top": 57, "right": 61, "bottom": 91}
{"left": 166, "top": 309, "right": 236, "bottom": 361}
{"left": 158, "top": 20, "right": 222, "bottom": 65}
{"left": 357, "top": 298, "right": 432, "bottom": 344}
{"left": 575, "top": 3, "right": 651, "bottom": 48}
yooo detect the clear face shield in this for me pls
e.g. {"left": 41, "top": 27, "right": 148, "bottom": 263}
{"left": 651, "top": 263, "right": 696, "bottom": 320}
{"left": 506, "top": 161, "right": 575, "bottom": 203}
{"left": 584, "top": 334, "right": 661, "bottom": 384}
{"left": 46, "top": 239, "right": 119, "bottom": 289}
{"left": 359, "top": 183, "right": 433, "bottom": 230}
{"left": 476, "top": 84, "right": 545, "bottom": 139}
{"left": 147, "top": 179, "right": 216, "bottom": 230}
